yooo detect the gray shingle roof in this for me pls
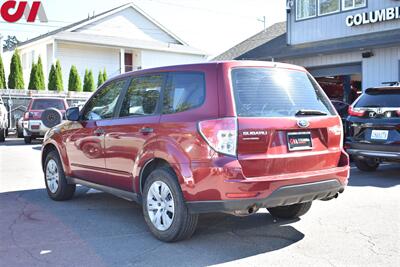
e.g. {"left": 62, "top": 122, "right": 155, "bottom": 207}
{"left": 213, "top": 21, "right": 286, "bottom": 61}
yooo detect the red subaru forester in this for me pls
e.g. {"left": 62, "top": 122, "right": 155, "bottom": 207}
{"left": 41, "top": 61, "right": 349, "bottom": 242}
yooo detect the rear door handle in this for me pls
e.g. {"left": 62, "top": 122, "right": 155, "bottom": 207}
{"left": 94, "top": 128, "right": 105, "bottom": 136}
{"left": 140, "top": 127, "right": 154, "bottom": 134}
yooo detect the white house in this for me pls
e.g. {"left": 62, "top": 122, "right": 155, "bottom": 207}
{"left": 2, "top": 3, "right": 207, "bottom": 90}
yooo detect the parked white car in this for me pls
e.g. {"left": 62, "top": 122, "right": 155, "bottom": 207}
{"left": 0, "top": 95, "right": 9, "bottom": 142}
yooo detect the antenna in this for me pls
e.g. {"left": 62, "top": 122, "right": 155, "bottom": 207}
{"left": 257, "top": 16, "right": 266, "bottom": 32}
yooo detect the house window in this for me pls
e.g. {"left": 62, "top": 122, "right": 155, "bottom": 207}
{"left": 296, "top": 0, "right": 317, "bottom": 20}
{"left": 318, "top": 0, "right": 340, "bottom": 15}
{"left": 342, "top": 0, "right": 366, "bottom": 11}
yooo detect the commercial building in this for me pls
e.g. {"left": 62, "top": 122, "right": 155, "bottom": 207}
{"left": 216, "top": 0, "right": 400, "bottom": 103}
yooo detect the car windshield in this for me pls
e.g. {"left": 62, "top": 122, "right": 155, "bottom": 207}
{"left": 355, "top": 89, "right": 400, "bottom": 108}
{"left": 31, "top": 99, "right": 66, "bottom": 110}
{"left": 231, "top": 68, "right": 335, "bottom": 117}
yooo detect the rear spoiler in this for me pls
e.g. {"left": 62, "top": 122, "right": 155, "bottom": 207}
{"left": 366, "top": 86, "right": 400, "bottom": 94}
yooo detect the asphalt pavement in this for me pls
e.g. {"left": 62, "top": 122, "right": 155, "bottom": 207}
{"left": 0, "top": 137, "right": 399, "bottom": 267}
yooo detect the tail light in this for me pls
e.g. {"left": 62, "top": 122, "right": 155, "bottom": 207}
{"left": 24, "top": 112, "right": 34, "bottom": 120}
{"left": 397, "top": 110, "right": 400, "bottom": 116}
{"left": 348, "top": 106, "right": 365, "bottom": 117}
{"left": 198, "top": 117, "right": 237, "bottom": 156}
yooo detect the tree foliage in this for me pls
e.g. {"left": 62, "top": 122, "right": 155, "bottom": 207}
{"left": 55, "top": 60, "right": 63, "bottom": 91}
{"left": 36, "top": 56, "right": 45, "bottom": 90}
{"left": 83, "top": 69, "right": 95, "bottom": 92}
{"left": 68, "top": 65, "right": 82, "bottom": 92}
{"left": 97, "top": 70, "right": 104, "bottom": 87}
{"left": 48, "top": 64, "right": 57, "bottom": 91}
{"left": 3, "top": 35, "right": 19, "bottom": 50}
{"left": 0, "top": 54, "right": 6, "bottom": 89}
{"left": 8, "top": 49, "right": 24, "bottom": 89}
{"left": 102, "top": 68, "right": 107, "bottom": 82}
{"left": 28, "top": 62, "right": 38, "bottom": 90}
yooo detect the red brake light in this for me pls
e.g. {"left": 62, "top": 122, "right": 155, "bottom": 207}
{"left": 348, "top": 106, "right": 365, "bottom": 117}
{"left": 397, "top": 110, "right": 400, "bottom": 116}
{"left": 198, "top": 117, "right": 237, "bottom": 156}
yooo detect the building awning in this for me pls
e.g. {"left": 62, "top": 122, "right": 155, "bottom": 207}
{"left": 238, "top": 29, "right": 400, "bottom": 61}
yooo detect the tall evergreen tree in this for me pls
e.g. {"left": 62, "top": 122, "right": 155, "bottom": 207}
{"left": 48, "top": 64, "right": 57, "bottom": 91}
{"left": 28, "top": 62, "right": 38, "bottom": 90}
{"left": 8, "top": 49, "right": 24, "bottom": 89}
{"left": 55, "top": 60, "right": 63, "bottom": 91}
{"left": 97, "top": 70, "right": 104, "bottom": 87}
{"left": 102, "top": 68, "right": 107, "bottom": 82}
{"left": 36, "top": 56, "right": 45, "bottom": 90}
{"left": 68, "top": 65, "right": 82, "bottom": 92}
{"left": 83, "top": 69, "right": 95, "bottom": 92}
{"left": 0, "top": 54, "right": 6, "bottom": 89}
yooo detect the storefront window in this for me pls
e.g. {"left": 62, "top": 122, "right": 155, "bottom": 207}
{"left": 342, "top": 0, "right": 366, "bottom": 10}
{"left": 296, "top": 0, "right": 317, "bottom": 20}
{"left": 318, "top": 0, "right": 340, "bottom": 15}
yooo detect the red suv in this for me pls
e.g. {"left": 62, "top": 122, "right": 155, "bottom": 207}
{"left": 41, "top": 61, "right": 349, "bottom": 242}
{"left": 24, "top": 98, "right": 68, "bottom": 144}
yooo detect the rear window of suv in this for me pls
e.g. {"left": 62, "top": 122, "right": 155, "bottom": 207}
{"left": 31, "top": 99, "right": 66, "bottom": 110}
{"left": 355, "top": 89, "right": 400, "bottom": 108}
{"left": 231, "top": 68, "right": 334, "bottom": 117}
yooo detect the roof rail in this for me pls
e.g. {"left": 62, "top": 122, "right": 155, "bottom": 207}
{"left": 382, "top": 81, "right": 400, "bottom": 86}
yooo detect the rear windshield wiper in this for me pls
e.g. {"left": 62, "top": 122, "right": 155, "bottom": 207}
{"left": 295, "top": 109, "right": 328, "bottom": 116}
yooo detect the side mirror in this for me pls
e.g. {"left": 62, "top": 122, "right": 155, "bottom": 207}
{"left": 66, "top": 107, "right": 80, "bottom": 121}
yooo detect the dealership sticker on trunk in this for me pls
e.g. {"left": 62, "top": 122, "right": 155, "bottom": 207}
{"left": 371, "top": 130, "right": 389, "bottom": 140}
{"left": 287, "top": 132, "right": 313, "bottom": 151}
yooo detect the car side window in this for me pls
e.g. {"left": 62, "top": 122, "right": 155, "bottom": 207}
{"left": 119, "top": 74, "right": 164, "bottom": 117}
{"left": 163, "top": 72, "right": 205, "bottom": 114}
{"left": 83, "top": 79, "right": 126, "bottom": 121}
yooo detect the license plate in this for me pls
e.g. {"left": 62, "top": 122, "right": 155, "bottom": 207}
{"left": 287, "top": 132, "right": 313, "bottom": 151}
{"left": 371, "top": 130, "right": 388, "bottom": 140}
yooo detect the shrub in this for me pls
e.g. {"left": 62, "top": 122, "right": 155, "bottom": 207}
{"left": 36, "top": 56, "right": 45, "bottom": 90}
{"left": 102, "top": 68, "right": 107, "bottom": 82}
{"left": 68, "top": 65, "right": 82, "bottom": 92}
{"left": 28, "top": 63, "right": 38, "bottom": 90}
{"left": 48, "top": 64, "right": 56, "bottom": 91}
{"left": 97, "top": 70, "right": 104, "bottom": 87}
{"left": 0, "top": 54, "right": 6, "bottom": 89}
{"left": 8, "top": 49, "right": 24, "bottom": 89}
{"left": 83, "top": 69, "right": 95, "bottom": 92}
{"left": 55, "top": 60, "right": 63, "bottom": 91}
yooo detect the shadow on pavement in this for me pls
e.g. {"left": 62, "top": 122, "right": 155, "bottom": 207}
{"left": 349, "top": 164, "right": 400, "bottom": 188}
{"left": 0, "top": 187, "right": 304, "bottom": 267}
{"left": 0, "top": 137, "right": 43, "bottom": 147}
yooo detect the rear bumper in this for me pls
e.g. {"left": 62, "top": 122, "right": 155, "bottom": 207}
{"left": 187, "top": 179, "right": 345, "bottom": 213}
{"left": 347, "top": 149, "right": 400, "bottom": 160}
{"left": 23, "top": 120, "right": 49, "bottom": 136}
{"left": 346, "top": 142, "right": 400, "bottom": 160}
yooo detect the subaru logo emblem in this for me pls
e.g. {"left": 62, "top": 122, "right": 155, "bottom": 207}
{"left": 297, "top": 119, "right": 310, "bottom": 128}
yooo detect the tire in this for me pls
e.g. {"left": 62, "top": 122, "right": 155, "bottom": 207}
{"left": 0, "top": 128, "right": 5, "bottom": 142}
{"left": 24, "top": 136, "right": 32, "bottom": 144}
{"left": 5, "top": 128, "right": 8, "bottom": 137}
{"left": 17, "top": 129, "right": 23, "bottom": 138}
{"left": 44, "top": 150, "right": 76, "bottom": 201}
{"left": 267, "top": 202, "right": 312, "bottom": 219}
{"left": 142, "top": 168, "right": 198, "bottom": 242}
{"left": 354, "top": 157, "right": 380, "bottom": 172}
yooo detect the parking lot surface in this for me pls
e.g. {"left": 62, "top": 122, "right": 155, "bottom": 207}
{"left": 0, "top": 138, "right": 399, "bottom": 267}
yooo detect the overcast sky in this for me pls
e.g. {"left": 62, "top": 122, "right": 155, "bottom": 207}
{"left": 0, "top": 0, "right": 286, "bottom": 57}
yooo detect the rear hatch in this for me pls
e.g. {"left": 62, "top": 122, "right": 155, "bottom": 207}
{"left": 348, "top": 87, "right": 400, "bottom": 146}
{"left": 26, "top": 99, "right": 67, "bottom": 120}
{"left": 231, "top": 67, "right": 342, "bottom": 178}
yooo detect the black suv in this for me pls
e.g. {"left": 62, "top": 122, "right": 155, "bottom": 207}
{"left": 346, "top": 84, "right": 400, "bottom": 171}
